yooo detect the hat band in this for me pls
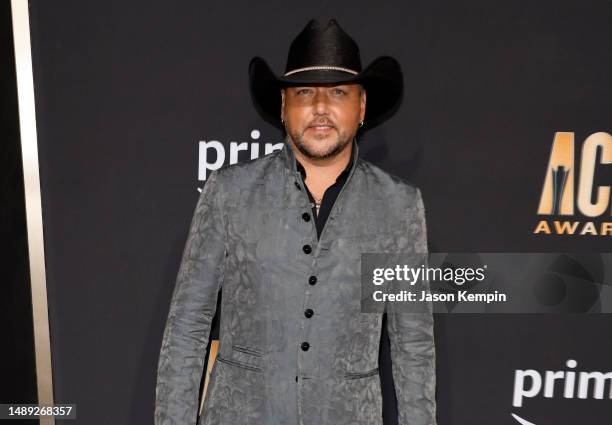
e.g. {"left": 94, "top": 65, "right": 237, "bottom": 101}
{"left": 283, "top": 65, "right": 359, "bottom": 77}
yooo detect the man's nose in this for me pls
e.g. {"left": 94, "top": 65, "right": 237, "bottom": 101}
{"left": 312, "top": 89, "right": 330, "bottom": 114}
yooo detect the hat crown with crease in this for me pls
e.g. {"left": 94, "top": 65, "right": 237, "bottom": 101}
{"left": 284, "top": 19, "right": 362, "bottom": 75}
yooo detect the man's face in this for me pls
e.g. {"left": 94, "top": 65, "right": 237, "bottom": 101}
{"left": 281, "top": 83, "right": 366, "bottom": 160}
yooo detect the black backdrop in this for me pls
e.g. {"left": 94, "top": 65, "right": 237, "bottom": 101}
{"left": 27, "top": 1, "right": 612, "bottom": 424}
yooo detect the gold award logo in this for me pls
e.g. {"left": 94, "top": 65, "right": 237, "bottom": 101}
{"left": 535, "top": 132, "right": 611, "bottom": 236}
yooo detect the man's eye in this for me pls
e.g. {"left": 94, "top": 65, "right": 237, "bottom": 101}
{"left": 297, "top": 88, "right": 312, "bottom": 95}
{"left": 332, "top": 88, "right": 346, "bottom": 95}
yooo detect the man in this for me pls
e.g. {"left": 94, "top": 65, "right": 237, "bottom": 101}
{"left": 155, "top": 19, "right": 436, "bottom": 425}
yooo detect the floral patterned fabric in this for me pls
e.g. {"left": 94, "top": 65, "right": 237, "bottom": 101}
{"left": 155, "top": 138, "right": 436, "bottom": 425}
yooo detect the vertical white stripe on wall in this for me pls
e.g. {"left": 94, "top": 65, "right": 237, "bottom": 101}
{"left": 10, "top": 1, "right": 55, "bottom": 424}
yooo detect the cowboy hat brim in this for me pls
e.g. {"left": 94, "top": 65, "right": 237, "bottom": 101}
{"left": 249, "top": 56, "right": 403, "bottom": 129}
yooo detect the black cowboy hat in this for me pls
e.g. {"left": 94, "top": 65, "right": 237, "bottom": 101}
{"left": 249, "top": 19, "right": 403, "bottom": 129}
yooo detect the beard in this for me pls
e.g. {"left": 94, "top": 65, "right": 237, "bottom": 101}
{"left": 287, "top": 119, "right": 353, "bottom": 160}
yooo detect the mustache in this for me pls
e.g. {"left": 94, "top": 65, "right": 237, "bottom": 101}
{"left": 307, "top": 119, "right": 336, "bottom": 128}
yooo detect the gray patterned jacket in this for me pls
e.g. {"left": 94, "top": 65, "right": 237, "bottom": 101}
{"left": 155, "top": 137, "right": 436, "bottom": 425}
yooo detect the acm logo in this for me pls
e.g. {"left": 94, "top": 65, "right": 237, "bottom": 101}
{"left": 534, "top": 132, "right": 612, "bottom": 236}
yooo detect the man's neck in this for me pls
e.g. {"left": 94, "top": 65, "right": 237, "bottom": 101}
{"left": 289, "top": 139, "right": 353, "bottom": 200}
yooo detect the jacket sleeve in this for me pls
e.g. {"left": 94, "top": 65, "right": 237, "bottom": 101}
{"left": 155, "top": 170, "right": 227, "bottom": 425}
{"left": 386, "top": 187, "right": 437, "bottom": 425}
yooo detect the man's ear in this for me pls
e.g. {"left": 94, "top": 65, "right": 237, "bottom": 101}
{"left": 280, "top": 89, "right": 286, "bottom": 122}
{"left": 360, "top": 86, "right": 367, "bottom": 122}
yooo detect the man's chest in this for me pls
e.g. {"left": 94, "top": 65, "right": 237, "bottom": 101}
{"left": 224, "top": 180, "right": 409, "bottom": 264}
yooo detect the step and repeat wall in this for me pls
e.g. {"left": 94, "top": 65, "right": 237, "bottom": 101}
{"left": 28, "top": 1, "right": 611, "bottom": 424}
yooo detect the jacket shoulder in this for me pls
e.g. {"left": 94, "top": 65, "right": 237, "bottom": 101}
{"left": 357, "top": 157, "right": 422, "bottom": 202}
{"left": 211, "top": 148, "right": 283, "bottom": 185}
